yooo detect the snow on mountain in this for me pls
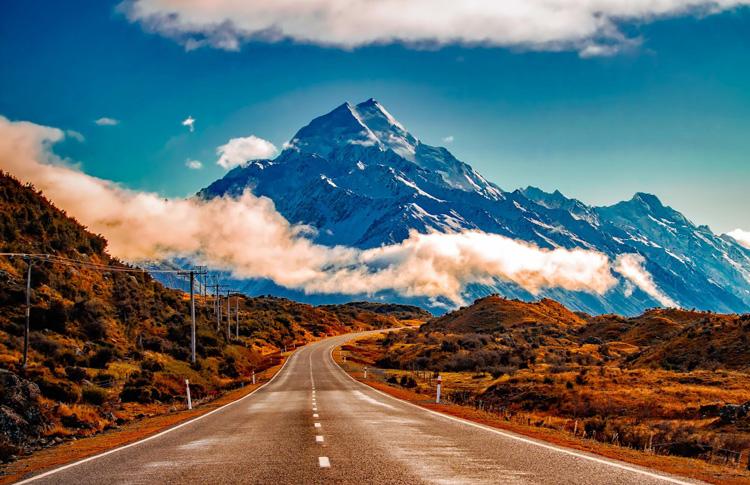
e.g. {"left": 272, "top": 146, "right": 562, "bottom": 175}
{"left": 199, "top": 99, "right": 750, "bottom": 315}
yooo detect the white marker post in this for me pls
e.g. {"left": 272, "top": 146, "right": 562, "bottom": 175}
{"left": 252, "top": 370, "right": 256, "bottom": 385}
{"left": 436, "top": 375, "right": 442, "bottom": 404}
{"left": 185, "top": 379, "right": 192, "bottom": 410}
{"left": 364, "top": 367, "right": 367, "bottom": 379}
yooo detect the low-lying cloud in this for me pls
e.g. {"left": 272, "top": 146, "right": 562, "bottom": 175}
{"left": 216, "top": 135, "right": 278, "bottom": 170}
{"left": 614, "top": 253, "right": 677, "bottom": 307}
{"left": 120, "top": 0, "right": 750, "bottom": 56}
{"left": 728, "top": 229, "right": 750, "bottom": 249}
{"left": 0, "top": 115, "right": 676, "bottom": 306}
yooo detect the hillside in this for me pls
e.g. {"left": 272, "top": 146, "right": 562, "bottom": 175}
{"left": 426, "top": 295, "right": 586, "bottom": 333}
{"left": 0, "top": 172, "right": 427, "bottom": 462}
{"left": 358, "top": 295, "right": 750, "bottom": 467}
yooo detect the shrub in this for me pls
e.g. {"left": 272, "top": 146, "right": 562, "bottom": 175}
{"left": 65, "top": 366, "right": 88, "bottom": 382}
{"left": 88, "top": 347, "right": 115, "bottom": 368}
{"left": 82, "top": 319, "right": 107, "bottom": 341}
{"left": 399, "top": 375, "right": 417, "bottom": 388}
{"left": 36, "top": 378, "right": 80, "bottom": 403}
{"left": 82, "top": 385, "right": 108, "bottom": 405}
{"left": 141, "top": 359, "right": 163, "bottom": 372}
{"left": 219, "top": 356, "right": 238, "bottom": 377}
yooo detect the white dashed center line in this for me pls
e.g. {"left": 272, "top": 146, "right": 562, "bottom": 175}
{"left": 313, "top": 413, "right": 319, "bottom": 418}
{"left": 319, "top": 456, "right": 330, "bottom": 468}
{"left": 314, "top": 422, "right": 321, "bottom": 428}
{"left": 316, "top": 435, "right": 324, "bottom": 443}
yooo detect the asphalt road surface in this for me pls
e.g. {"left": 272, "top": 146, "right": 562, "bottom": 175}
{"left": 21, "top": 332, "right": 703, "bottom": 484}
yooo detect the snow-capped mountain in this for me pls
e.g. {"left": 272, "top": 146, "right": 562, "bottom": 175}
{"left": 199, "top": 99, "right": 750, "bottom": 315}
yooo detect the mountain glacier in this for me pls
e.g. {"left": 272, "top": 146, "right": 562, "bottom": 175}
{"left": 199, "top": 99, "right": 750, "bottom": 315}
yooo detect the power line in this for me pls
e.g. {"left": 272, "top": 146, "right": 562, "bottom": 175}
{"left": 0, "top": 252, "right": 210, "bottom": 369}
{"left": 0, "top": 252, "right": 201, "bottom": 274}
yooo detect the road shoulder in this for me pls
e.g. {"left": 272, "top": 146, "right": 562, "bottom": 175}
{"left": 333, "top": 334, "right": 747, "bottom": 485}
{"left": 0, "top": 357, "right": 289, "bottom": 485}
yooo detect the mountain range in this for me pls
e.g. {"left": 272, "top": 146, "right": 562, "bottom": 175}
{"left": 199, "top": 99, "right": 750, "bottom": 315}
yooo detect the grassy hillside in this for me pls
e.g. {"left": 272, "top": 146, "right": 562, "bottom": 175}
{"left": 359, "top": 294, "right": 750, "bottom": 467}
{"left": 0, "top": 172, "right": 428, "bottom": 462}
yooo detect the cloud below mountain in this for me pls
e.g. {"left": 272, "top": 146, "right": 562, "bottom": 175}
{"left": 120, "top": 0, "right": 750, "bottom": 56}
{"left": 0, "top": 114, "right": 673, "bottom": 306}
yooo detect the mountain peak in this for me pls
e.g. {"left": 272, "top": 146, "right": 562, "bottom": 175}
{"left": 286, "top": 99, "right": 418, "bottom": 161}
{"left": 632, "top": 192, "right": 663, "bottom": 208}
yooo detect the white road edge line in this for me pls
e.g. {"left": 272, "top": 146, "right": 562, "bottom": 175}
{"left": 329, "top": 339, "right": 697, "bottom": 485}
{"left": 16, "top": 348, "right": 300, "bottom": 484}
{"left": 319, "top": 456, "right": 331, "bottom": 468}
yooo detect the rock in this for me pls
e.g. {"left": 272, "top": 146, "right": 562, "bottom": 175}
{"left": 0, "top": 369, "right": 46, "bottom": 462}
{"left": 718, "top": 401, "right": 750, "bottom": 424}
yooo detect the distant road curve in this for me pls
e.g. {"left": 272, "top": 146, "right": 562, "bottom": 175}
{"left": 18, "top": 332, "right": 703, "bottom": 484}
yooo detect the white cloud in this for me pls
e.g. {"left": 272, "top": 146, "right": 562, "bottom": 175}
{"left": 442, "top": 135, "right": 454, "bottom": 144}
{"left": 0, "top": 114, "right": 633, "bottom": 305}
{"left": 728, "top": 229, "right": 750, "bottom": 249}
{"left": 182, "top": 115, "right": 195, "bottom": 132}
{"left": 120, "top": 0, "right": 750, "bottom": 56}
{"left": 216, "top": 135, "right": 278, "bottom": 170}
{"left": 614, "top": 253, "right": 676, "bottom": 307}
{"left": 185, "top": 159, "right": 203, "bottom": 170}
{"left": 94, "top": 117, "right": 120, "bottom": 126}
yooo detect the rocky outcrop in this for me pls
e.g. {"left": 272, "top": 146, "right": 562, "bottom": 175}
{"left": 0, "top": 369, "right": 45, "bottom": 462}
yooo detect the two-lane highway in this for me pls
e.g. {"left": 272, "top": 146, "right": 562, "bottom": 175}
{"left": 21, "top": 333, "right": 702, "bottom": 484}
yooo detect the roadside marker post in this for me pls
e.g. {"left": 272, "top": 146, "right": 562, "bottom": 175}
{"left": 364, "top": 367, "right": 367, "bottom": 379}
{"left": 436, "top": 375, "right": 442, "bottom": 404}
{"left": 185, "top": 379, "right": 192, "bottom": 410}
{"left": 252, "top": 370, "right": 256, "bottom": 385}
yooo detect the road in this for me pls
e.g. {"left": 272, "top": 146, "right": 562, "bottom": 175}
{"left": 21, "top": 332, "right": 701, "bottom": 484}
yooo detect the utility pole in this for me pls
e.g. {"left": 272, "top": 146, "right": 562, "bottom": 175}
{"left": 179, "top": 268, "right": 206, "bottom": 365}
{"left": 22, "top": 257, "right": 32, "bottom": 370}
{"left": 226, "top": 290, "right": 231, "bottom": 340}
{"left": 215, "top": 284, "right": 220, "bottom": 331}
{"left": 189, "top": 270, "right": 196, "bottom": 364}
{"left": 235, "top": 296, "right": 240, "bottom": 339}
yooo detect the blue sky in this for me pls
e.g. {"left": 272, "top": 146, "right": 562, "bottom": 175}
{"left": 1, "top": 1, "right": 749, "bottom": 233}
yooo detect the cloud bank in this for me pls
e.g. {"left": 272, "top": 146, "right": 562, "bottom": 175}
{"left": 120, "top": 0, "right": 750, "bottom": 56}
{"left": 728, "top": 229, "right": 750, "bottom": 249}
{"left": 0, "top": 115, "right": 676, "bottom": 306}
{"left": 216, "top": 135, "right": 278, "bottom": 170}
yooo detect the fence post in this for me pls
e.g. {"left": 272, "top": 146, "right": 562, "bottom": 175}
{"left": 436, "top": 375, "right": 442, "bottom": 404}
{"left": 185, "top": 379, "right": 192, "bottom": 410}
